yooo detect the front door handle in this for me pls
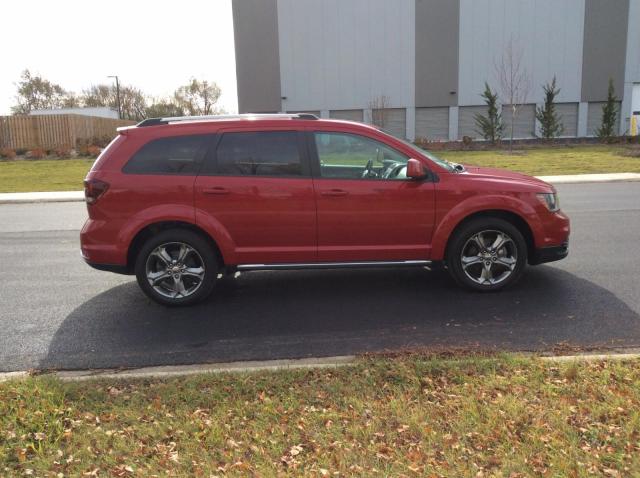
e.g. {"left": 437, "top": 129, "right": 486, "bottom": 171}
{"left": 201, "top": 186, "right": 229, "bottom": 195}
{"left": 320, "top": 189, "right": 349, "bottom": 197}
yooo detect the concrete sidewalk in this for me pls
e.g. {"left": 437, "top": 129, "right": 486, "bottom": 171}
{"left": 1, "top": 172, "right": 639, "bottom": 204}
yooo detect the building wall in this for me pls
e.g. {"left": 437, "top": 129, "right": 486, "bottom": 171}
{"left": 581, "top": 0, "right": 629, "bottom": 102}
{"left": 415, "top": 0, "right": 459, "bottom": 107}
{"left": 458, "top": 0, "right": 585, "bottom": 106}
{"left": 29, "top": 107, "right": 118, "bottom": 119}
{"left": 233, "top": 0, "right": 636, "bottom": 139}
{"left": 277, "top": 0, "right": 414, "bottom": 111}
{"left": 233, "top": 0, "right": 282, "bottom": 113}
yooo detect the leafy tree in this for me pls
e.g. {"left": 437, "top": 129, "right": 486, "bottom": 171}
{"left": 81, "top": 84, "right": 148, "bottom": 121}
{"left": 596, "top": 78, "right": 619, "bottom": 141}
{"left": 173, "top": 78, "right": 223, "bottom": 116}
{"left": 145, "top": 99, "right": 185, "bottom": 118}
{"left": 11, "top": 69, "right": 78, "bottom": 114}
{"left": 535, "top": 77, "right": 564, "bottom": 139}
{"left": 474, "top": 82, "right": 504, "bottom": 143}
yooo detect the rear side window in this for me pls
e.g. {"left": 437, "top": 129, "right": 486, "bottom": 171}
{"left": 123, "top": 135, "right": 210, "bottom": 175}
{"left": 206, "top": 131, "right": 303, "bottom": 176}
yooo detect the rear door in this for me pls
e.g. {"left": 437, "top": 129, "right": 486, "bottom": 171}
{"left": 308, "top": 129, "right": 436, "bottom": 262}
{"left": 194, "top": 127, "right": 316, "bottom": 264}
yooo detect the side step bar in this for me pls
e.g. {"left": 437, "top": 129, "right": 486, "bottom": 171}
{"left": 236, "top": 260, "right": 432, "bottom": 271}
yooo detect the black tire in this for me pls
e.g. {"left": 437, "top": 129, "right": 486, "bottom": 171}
{"left": 134, "top": 228, "right": 219, "bottom": 306}
{"left": 445, "top": 217, "right": 527, "bottom": 292}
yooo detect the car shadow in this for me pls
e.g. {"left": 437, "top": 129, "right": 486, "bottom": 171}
{"left": 40, "top": 266, "right": 640, "bottom": 370}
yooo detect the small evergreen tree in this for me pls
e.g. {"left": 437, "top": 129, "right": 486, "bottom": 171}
{"left": 535, "top": 76, "right": 564, "bottom": 139}
{"left": 474, "top": 82, "right": 504, "bottom": 143}
{"left": 596, "top": 78, "right": 619, "bottom": 141}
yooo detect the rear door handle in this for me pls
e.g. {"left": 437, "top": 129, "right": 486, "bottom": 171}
{"left": 320, "top": 189, "right": 349, "bottom": 197}
{"left": 201, "top": 186, "right": 229, "bottom": 195}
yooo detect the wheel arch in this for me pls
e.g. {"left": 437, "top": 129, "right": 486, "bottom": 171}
{"left": 127, "top": 221, "right": 225, "bottom": 272}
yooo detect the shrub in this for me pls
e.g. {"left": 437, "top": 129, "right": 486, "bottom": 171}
{"left": 26, "top": 148, "right": 46, "bottom": 159}
{"left": 414, "top": 137, "right": 447, "bottom": 151}
{"left": 474, "top": 82, "right": 504, "bottom": 143}
{"left": 596, "top": 78, "right": 619, "bottom": 142}
{"left": 53, "top": 146, "right": 73, "bottom": 158}
{"left": 535, "top": 76, "right": 564, "bottom": 139}
{"left": 87, "top": 145, "right": 102, "bottom": 158}
{"left": 462, "top": 135, "right": 474, "bottom": 148}
{"left": 15, "top": 148, "right": 28, "bottom": 156}
{"left": 0, "top": 148, "right": 17, "bottom": 159}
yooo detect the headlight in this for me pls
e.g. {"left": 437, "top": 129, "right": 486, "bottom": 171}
{"left": 537, "top": 192, "right": 560, "bottom": 212}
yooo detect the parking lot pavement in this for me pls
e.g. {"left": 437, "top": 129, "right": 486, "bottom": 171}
{"left": 0, "top": 182, "right": 639, "bottom": 372}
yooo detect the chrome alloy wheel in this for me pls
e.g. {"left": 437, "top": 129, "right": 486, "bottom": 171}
{"left": 145, "top": 242, "right": 205, "bottom": 299}
{"left": 460, "top": 230, "right": 517, "bottom": 286}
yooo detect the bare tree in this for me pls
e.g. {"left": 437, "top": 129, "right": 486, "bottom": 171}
{"left": 495, "top": 37, "right": 531, "bottom": 152}
{"left": 368, "top": 95, "right": 391, "bottom": 129}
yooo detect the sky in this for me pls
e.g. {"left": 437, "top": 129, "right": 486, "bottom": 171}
{"left": 1, "top": 0, "right": 238, "bottom": 115}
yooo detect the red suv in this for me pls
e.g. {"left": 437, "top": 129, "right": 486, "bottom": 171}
{"left": 81, "top": 114, "right": 569, "bottom": 306}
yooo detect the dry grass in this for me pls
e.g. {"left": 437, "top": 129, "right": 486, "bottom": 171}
{"left": 2, "top": 354, "right": 640, "bottom": 476}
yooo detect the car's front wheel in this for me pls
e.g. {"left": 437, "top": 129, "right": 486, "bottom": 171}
{"left": 446, "top": 217, "right": 527, "bottom": 291}
{"left": 134, "top": 229, "right": 218, "bottom": 306}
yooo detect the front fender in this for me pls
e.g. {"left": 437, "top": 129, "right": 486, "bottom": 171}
{"left": 430, "top": 194, "right": 544, "bottom": 260}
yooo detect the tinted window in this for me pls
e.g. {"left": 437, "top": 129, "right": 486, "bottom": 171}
{"left": 123, "top": 135, "right": 210, "bottom": 175}
{"left": 315, "top": 132, "right": 409, "bottom": 180}
{"left": 212, "top": 131, "right": 302, "bottom": 176}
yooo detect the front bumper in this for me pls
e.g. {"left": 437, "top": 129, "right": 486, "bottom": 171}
{"left": 84, "top": 258, "right": 132, "bottom": 275}
{"left": 530, "top": 242, "right": 569, "bottom": 265}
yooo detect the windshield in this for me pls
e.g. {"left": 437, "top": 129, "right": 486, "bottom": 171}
{"left": 388, "top": 135, "right": 455, "bottom": 172}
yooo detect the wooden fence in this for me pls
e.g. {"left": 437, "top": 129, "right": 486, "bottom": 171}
{"left": 0, "top": 114, "right": 135, "bottom": 150}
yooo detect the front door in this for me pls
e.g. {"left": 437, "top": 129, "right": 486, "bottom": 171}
{"left": 310, "top": 131, "right": 436, "bottom": 262}
{"left": 194, "top": 128, "right": 316, "bottom": 264}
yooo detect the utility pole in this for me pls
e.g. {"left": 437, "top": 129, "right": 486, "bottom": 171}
{"left": 108, "top": 75, "right": 121, "bottom": 119}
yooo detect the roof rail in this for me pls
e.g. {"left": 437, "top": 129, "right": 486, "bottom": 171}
{"left": 136, "top": 113, "right": 318, "bottom": 127}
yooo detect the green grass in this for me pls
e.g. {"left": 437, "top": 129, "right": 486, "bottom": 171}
{"left": 438, "top": 145, "right": 640, "bottom": 176}
{"left": 0, "top": 145, "right": 639, "bottom": 193}
{"left": 0, "top": 159, "right": 94, "bottom": 193}
{"left": 2, "top": 354, "right": 640, "bottom": 476}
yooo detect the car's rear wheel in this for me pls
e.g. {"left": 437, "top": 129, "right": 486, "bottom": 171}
{"left": 446, "top": 217, "right": 527, "bottom": 291}
{"left": 134, "top": 229, "right": 218, "bottom": 306}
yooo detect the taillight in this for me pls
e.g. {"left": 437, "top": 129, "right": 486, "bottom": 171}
{"left": 84, "top": 179, "right": 109, "bottom": 205}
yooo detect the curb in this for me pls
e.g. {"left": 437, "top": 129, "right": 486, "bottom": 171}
{"left": 1, "top": 352, "right": 639, "bottom": 383}
{"left": 1, "top": 173, "right": 640, "bottom": 204}
{"left": 536, "top": 172, "right": 640, "bottom": 184}
{"left": 0, "top": 356, "right": 357, "bottom": 383}
{"left": 0, "top": 191, "right": 84, "bottom": 204}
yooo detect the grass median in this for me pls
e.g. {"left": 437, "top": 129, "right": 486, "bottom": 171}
{"left": 0, "top": 145, "right": 639, "bottom": 193}
{"left": 2, "top": 354, "right": 639, "bottom": 476}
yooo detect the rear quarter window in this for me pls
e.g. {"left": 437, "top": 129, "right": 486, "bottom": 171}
{"left": 123, "top": 134, "right": 211, "bottom": 175}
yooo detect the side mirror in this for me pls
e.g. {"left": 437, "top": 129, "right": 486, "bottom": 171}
{"left": 406, "top": 158, "right": 427, "bottom": 179}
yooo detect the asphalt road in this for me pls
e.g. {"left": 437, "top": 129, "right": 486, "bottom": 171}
{"left": 1, "top": 182, "right": 639, "bottom": 372}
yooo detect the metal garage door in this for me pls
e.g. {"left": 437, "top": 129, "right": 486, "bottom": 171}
{"left": 502, "top": 104, "right": 536, "bottom": 139}
{"left": 555, "top": 103, "right": 579, "bottom": 137}
{"left": 587, "top": 102, "right": 621, "bottom": 136}
{"left": 458, "top": 106, "right": 487, "bottom": 139}
{"left": 373, "top": 108, "right": 406, "bottom": 139}
{"left": 415, "top": 107, "right": 449, "bottom": 140}
{"left": 329, "top": 109, "right": 364, "bottom": 122}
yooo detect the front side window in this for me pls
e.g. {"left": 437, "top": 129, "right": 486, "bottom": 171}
{"left": 314, "top": 132, "right": 409, "bottom": 180}
{"left": 212, "top": 131, "right": 302, "bottom": 176}
{"left": 123, "top": 135, "right": 210, "bottom": 175}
